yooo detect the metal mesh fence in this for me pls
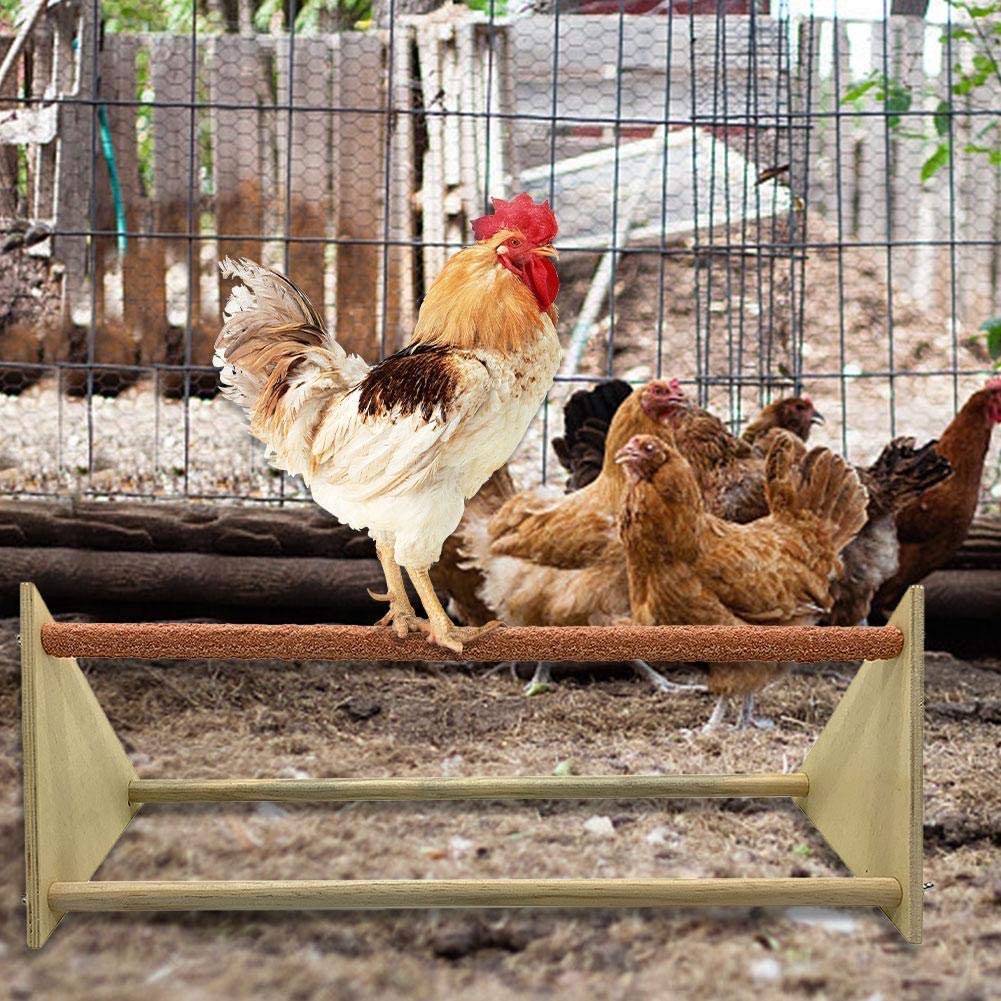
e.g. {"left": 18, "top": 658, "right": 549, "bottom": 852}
{"left": 0, "top": 1, "right": 998, "bottom": 506}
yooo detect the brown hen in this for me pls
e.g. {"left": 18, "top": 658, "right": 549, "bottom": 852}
{"left": 616, "top": 431, "right": 868, "bottom": 729}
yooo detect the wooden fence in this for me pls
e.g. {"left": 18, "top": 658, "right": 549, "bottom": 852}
{"left": 1, "top": 11, "right": 999, "bottom": 382}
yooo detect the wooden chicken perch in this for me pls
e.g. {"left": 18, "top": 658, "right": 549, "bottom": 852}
{"left": 21, "top": 582, "right": 924, "bottom": 948}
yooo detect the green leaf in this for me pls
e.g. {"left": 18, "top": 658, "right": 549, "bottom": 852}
{"left": 934, "top": 100, "right": 951, "bottom": 137}
{"left": 921, "top": 143, "right": 950, "bottom": 182}
{"left": 885, "top": 84, "right": 912, "bottom": 129}
{"left": 841, "top": 74, "right": 880, "bottom": 104}
{"left": 979, "top": 317, "right": 1001, "bottom": 360}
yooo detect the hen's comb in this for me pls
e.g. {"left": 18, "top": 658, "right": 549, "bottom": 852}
{"left": 987, "top": 375, "right": 1001, "bottom": 390}
{"left": 472, "top": 193, "right": 558, "bottom": 245}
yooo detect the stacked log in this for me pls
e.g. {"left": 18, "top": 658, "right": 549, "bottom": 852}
{"left": 0, "top": 500, "right": 997, "bottom": 635}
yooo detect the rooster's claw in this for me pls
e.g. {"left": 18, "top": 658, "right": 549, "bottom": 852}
{"left": 425, "top": 619, "right": 503, "bottom": 654}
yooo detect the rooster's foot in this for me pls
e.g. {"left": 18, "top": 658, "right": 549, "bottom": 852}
{"left": 371, "top": 598, "right": 428, "bottom": 640}
{"left": 425, "top": 619, "right": 503, "bottom": 654}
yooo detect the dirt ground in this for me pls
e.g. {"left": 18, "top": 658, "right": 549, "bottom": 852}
{"left": 1, "top": 615, "right": 998, "bottom": 1000}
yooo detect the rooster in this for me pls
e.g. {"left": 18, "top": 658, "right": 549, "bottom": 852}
{"left": 214, "top": 193, "right": 561, "bottom": 652}
{"left": 874, "top": 377, "right": 1001, "bottom": 613}
{"left": 616, "top": 432, "right": 869, "bottom": 729}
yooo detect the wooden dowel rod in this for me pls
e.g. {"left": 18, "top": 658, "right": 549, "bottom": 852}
{"left": 41, "top": 621, "right": 904, "bottom": 664}
{"left": 49, "top": 877, "right": 903, "bottom": 912}
{"left": 129, "top": 773, "right": 810, "bottom": 804}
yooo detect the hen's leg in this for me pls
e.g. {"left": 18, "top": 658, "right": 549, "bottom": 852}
{"left": 524, "top": 662, "right": 553, "bottom": 695}
{"left": 702, "top": 695, "right": 729, "bottom": 732}
{"left": 631, "top": 660, "right": 707, "bottom": 694}
{"left": 370, "top": 543, "right": 426, "bottom": 638}
{"left": 406, "top": 567, "right": 502, "bottom": 654}
{"left": 735, "top": 692, "right": 776, "bottom": 731}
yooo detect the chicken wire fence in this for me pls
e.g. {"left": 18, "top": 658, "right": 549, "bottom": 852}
{"left": 0, "top": 0, "right": 998, "bottom": 505}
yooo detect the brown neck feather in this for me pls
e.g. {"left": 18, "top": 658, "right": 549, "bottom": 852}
{"left": 410, "top": 245, "right": 549, "bottom": 354}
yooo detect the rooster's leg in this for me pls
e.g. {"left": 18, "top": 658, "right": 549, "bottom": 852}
{"left": 631, "top": 660, "right": 707, "bottom": 694}
{"left": 405, "top": 567, "right": 502, "bottom": 654}
{"left": 370, "top": 544, "right": 426, "bottom": 639}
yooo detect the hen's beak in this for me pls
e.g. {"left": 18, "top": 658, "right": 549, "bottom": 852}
{"left": 614, "top": 442, "right": 641, "bottom": 465}
{"left": 811, "top": 410, "right": 826, "bottom": 426}
{"left": 533, "top": 244, "right": 559, "bottom": 259}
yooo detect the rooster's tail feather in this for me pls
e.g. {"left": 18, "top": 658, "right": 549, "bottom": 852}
{"left": 765, "top": 431, "right": 868, "bottom": 553}
{"left": 214, "top": 258, "right": 367, "bottom": 452}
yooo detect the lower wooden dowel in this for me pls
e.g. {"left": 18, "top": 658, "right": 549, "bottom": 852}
{"left": 129, "top": 773, "right": 810, "bottom": 804}
{"left": 49, "top": 877, "right": 903, "bottom": 912}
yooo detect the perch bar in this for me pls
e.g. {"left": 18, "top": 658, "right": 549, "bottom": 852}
{"left": 20, "top": 583, "right": 923, "bottom": 948}
{"left": 40, "top": 620, "right": 903, "bottom": 663}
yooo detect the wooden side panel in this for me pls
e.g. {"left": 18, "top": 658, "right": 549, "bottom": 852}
{"left": 797, "top": 586, "right": 923, "bottom": 943}
{"left": 21, "top": 582, "right": 139, "bottom": 948}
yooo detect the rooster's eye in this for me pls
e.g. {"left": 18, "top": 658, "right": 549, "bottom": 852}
{"left": 509, "top": 239, "right": 521, "bottom": 247}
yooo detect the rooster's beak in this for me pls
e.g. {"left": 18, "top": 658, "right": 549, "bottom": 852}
{"left": 811, "top": 410, "right": 826, "bottom": 426}
{"left": 533, "top": 244, "right": 559, "bottom": 259}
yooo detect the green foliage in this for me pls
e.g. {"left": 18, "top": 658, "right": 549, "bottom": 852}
{"left": 462, "top": 0, "right": 509, "bottom": 15}
{"left": 253, "top": 0, "right": 373, "bottom": 33}
{"left": 978, "top": 316, "right": 1001, "bottom": 366}
{"left": 843, "top": 1, "right": 1001, "bottom": 184}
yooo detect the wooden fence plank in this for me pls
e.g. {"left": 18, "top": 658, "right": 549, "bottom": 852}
{"left": 211, "top": 33, "right": 266, "bottom": 335}
{"left": 91, "top": 36, "right": 148, "bottom": 378}
{"left": 335, "top": 31, "right": 385, "bottom": 361}
{"left": 276, "top": 35, "right": 331, "bottom": 320}
{"left": 50, "top": 1, "right": 90, "bottom": 343}
{"left": 150, "top": 33, "right": 203, "bottom": 381}
{"left": 0, "top": 36, "right": 19, "bottom": 220}
{"left": 383, "top": 24, "right": 416, "bottom": 349}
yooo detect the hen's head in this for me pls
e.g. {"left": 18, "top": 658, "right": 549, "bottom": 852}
{"left": 638, "top": 379, "right": 686, "bottom": 422}
{"left": 987, "top": 376, "right": 1001, "bottom": 424}
{"left": 767, "top": 396, "right": 825, "bottom": 440}
{"left": 614, "top": 433, "right": 673, "bottom": 482}
{"left": 472, "top": 194, "right": 559, "bottom": 311}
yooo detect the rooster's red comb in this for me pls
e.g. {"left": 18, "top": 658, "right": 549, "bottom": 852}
{"left": 987, "top": 375, "right": 1001, "bottom": 390}
{"left": 472, "top": 193, "right": 558, "bottom": 245}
